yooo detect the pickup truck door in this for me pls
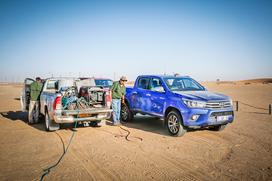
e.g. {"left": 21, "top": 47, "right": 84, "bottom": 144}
{"left": 40, "top": 79, "right": 58, "bottom": 115}
{"left": 149, "top": 78, "right": 166, "bottom": 116}
{"left": 132, "top": 77, "right": 152, "bottom": 113}
{"left": 21, "top": 78, "right": 35, "bottom": 112}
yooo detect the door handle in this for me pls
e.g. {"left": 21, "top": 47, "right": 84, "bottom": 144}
{"left": 132, "top": 92, "right": 137, "bottom": 95}
{"left": 146, "top": 94, "right": 151, "bottom": 96}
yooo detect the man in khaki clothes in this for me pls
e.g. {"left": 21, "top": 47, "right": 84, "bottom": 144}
{"left": 28, "top": 77, "right": 43, "bottom": 124}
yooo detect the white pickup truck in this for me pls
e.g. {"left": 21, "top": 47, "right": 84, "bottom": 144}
{"left": 21, "top": 77, "right": 112, "bottom": 131}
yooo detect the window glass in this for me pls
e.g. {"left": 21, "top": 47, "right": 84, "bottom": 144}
{"left": 183, "top": 79, "right": 200, "bottom": 90}
{"left": 25, "top": 79, "right": 34, "bottom": 85}
{"left": 138, "top": 78, "right": 150, "bottom": 89}
{"left": 150, "top": 78, "right": 165, "bottom": 92}
{"left": 95, "top": 79, "right": 113, "bottom": 87}
{"left": 163, "top": 77, "right": 205, "bottom": 91}
{"left": 46, "top": 80, "right": 58, "bottom": 90}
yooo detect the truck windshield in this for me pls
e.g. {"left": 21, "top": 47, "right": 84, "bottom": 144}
{"left": 95, "top": 79, "right": 113, "bottom": 88}
{"left": 163, "top": 77, "right": 205, "bottom": 91}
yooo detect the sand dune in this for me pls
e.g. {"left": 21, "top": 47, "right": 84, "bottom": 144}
{"left": 214, "top": 78, "right": 272, "bottom": 85}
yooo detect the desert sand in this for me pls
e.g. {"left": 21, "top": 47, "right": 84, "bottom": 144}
{"left": 0, "top": 82, "right": 271, "bottom": 181}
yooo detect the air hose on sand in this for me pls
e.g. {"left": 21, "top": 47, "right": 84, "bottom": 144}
{"left": 39, "top": 121, "right": 78, "bottom": 181}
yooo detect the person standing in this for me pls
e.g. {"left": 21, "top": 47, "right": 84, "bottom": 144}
{"left": 28, "top": 77, "right": 43, "bottom": 124}
{"left": 110, "top": 76, "right": 127, "bottom": 125}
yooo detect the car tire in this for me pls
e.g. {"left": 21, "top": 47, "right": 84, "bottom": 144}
{"left": 166, "top": 110, "right": 186, "bottom": 137}
{"left": 45, "top": 110, "right": 60, "bottom": 131}
{"left": 211, "top": 124, "right": 226, "bottom": 131}
{"left": 121, "top": 103, "right": 133, "bottom": 122}
{"left": 39, "top": 114, "right": 45, "bottom": 123}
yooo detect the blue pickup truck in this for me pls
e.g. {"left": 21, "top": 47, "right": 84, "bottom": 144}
{"left": 121, "top": 75, "right": 234, "bottom": 136}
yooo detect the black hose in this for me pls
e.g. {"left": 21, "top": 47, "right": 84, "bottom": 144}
{"left": 118, "top": 104, "right": 143, "bottom": 142}
{"left": 40, "top": 98, "right": 82, "bottom": 181}
{"left": 114, "top": 125, "right": 143, "bottom": 142}
{"left": 39, "top": 121, "right": 78, "bottom": 181}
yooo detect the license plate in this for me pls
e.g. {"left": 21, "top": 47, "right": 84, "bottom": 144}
{"left": 78, "top": 114, "right": 90, "bottom": 118}
{"left": 97, "top": 114, "right": 106, "bottom": 118}
{"left": 217, "top": 116, "right": 229, "bottom": 121}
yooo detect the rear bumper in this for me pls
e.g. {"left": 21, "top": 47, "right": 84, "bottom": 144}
{"left": 54, "top": 114, "right": 111, "bottom": 123}
{"left": 182, "top": 107, "right": 234, "bottom": 128}
{"left": 53, "top": 108, "right": 112, "bottom": 123}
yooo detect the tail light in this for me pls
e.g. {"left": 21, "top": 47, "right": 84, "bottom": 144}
{"left": 105, "top": 91, "right": 111, "bottom": 108}
{"left": 53, "top": 96, "right": 62, "bottom": 110}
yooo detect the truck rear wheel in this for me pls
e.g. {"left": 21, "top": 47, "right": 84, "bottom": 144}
{"left": 121, "top": 103, "right": 133, "bottom": 122}
{"left": 166, "top": 110, "right": 186, "bottom": 137}
{"left": 45, "top": 110, "right": 60, "bottom": 131}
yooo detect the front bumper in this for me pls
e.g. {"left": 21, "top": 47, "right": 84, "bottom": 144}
{"left": 182, "top": 107, "right": 234, "bottom": 128}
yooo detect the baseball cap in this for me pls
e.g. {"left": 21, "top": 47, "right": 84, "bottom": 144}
{"left": 120, "top": 76, "right": 128, "bottom": 81}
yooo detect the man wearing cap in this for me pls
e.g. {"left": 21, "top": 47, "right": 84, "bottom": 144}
{"left": 28, "top": 77, "right": 43, "bottom": 124}
{"left": 110, "top": 76, "right": 127, "bottom": 125}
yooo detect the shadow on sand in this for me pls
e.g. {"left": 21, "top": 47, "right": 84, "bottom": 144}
{"left": 109, "top": 114, "right": 220, "bottom": 136}
{"left": 0, "top": 111, "right": 47, "bottom": 131}
{"left": 0, "top": 111, "right": 216, "bottom": 136}
{"left": 0, "top": 111, "right": 94, "bottom": 132}
{"left": 1, "top": 111, "right": 27, "bottom": 122}
{"left": 123, "top": 115, "right": 169, "bottom": 136}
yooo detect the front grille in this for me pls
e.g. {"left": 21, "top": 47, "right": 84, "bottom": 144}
{"left": 205, "top": 101, "right": 232, "bottom": 109}
{"left": 210, "top": 111, "right": 234, "bottom": 117}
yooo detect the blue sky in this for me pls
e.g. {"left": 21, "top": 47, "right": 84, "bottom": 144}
{"left": 0, "top": 0, "right": 271, "bottom": 82}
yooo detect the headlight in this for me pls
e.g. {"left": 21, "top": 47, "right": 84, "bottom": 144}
{"left": 183, "top": 99, "right": 206, "bottom": 108}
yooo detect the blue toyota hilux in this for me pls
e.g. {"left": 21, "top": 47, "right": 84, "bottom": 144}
{"left": 121, "top": 75, "right": 234, "bottom": 136}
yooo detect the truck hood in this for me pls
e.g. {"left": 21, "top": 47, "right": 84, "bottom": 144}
{"left": 173, "top": 91, "right": 229, "bottom": 101}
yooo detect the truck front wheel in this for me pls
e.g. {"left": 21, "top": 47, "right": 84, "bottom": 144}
{"left": 166, "top": 111, "right": 186, "bottom": 137}
{"left": 45, "top": 110, "right": 60, "bottom": 131}
{"left": 121, "top": 103, "right": 133, "bottom": 122}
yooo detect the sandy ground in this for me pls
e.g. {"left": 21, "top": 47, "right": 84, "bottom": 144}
{"left": 0, "top": 83, "right": 272, "bottom": 181}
